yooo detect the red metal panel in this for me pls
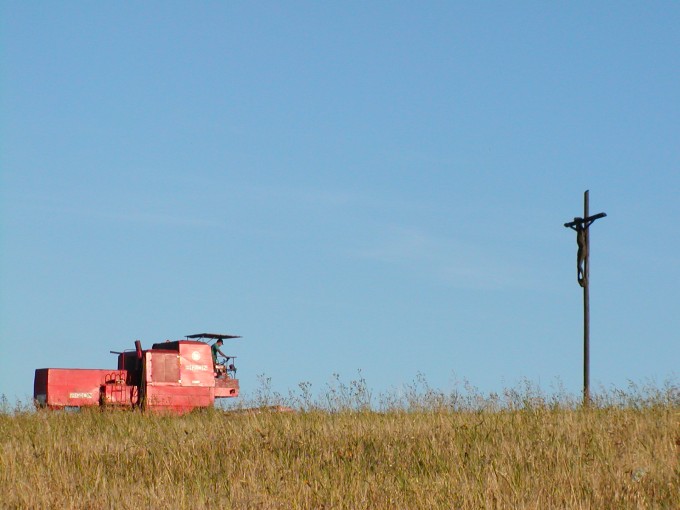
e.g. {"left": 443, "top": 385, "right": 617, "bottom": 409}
{"left": 215, "top": 378, "right": 240, "bottom": 398}
{"left": 144, "top": 385, "right": 214, "bottom": 414}
{"left": 153, "top": 352, "right": 181, "bottom": 383}
{"left": 141, "top": 347, "right": 216, "bottom": 413}
{"left": 34, "top": 368, "right": 112, "bottom": 408}
{"left": 178, "top": 342, "right": 214, "bottom": 388}
{"left": 144, "top": 352, "right": 181, "bottom": 386}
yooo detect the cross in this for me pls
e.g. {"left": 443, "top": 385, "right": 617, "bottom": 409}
{"left": 563, "top": 190, "right": 606, "bottom": 406}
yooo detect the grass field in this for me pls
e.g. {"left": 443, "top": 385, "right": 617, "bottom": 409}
{"left": 1, "top": 379, "right": 678, "bottom": 509}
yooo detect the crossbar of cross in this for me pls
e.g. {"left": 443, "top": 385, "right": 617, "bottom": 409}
{"left": 564, "top": 212, "right": 607, "bottom": 230}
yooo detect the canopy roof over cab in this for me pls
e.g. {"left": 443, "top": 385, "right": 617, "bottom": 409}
{"left": 185, "top": 333, "right": 242, "bottom": 340}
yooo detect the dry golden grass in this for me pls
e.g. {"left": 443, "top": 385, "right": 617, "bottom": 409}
{"left": 1, "top": 385, "right": 678, "bottom": 509}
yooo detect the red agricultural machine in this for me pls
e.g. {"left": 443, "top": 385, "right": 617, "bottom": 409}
{"left": 34, "top": 333, "right": 240, "bottom": 413}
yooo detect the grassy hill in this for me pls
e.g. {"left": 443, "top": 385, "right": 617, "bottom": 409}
{"left": 1, "top": 383, "right": 678, "bottom": 509}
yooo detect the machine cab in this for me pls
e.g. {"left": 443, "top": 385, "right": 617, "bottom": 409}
{"left": 184, "top": 333, "right": 241, "bottom": 398}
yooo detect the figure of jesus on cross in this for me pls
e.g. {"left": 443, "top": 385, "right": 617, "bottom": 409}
{"left": 564, "top": 190, "right": 606, "bottom": 406}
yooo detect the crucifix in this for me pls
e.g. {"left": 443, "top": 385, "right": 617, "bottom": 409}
{"left": 564, "top": 190, "right": 606, "bottom": 406}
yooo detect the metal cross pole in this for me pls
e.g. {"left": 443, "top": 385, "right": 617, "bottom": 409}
{"left": 564, "top": 190, "right": 606, "bottom": 406}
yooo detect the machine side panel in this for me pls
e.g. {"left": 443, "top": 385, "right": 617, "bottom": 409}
{"left": 215, "top": 378, "right": 240, "bottom": 398}
{"left": 144, "top": 385, "right": 214, "bottom": 414}
{"left": 178, "top": 343, "right": 214, "bottom": 388}
{"left": 34, "top": 369, "right": 112, "bottom": 408}
{"left": 144, "top": 351, "right": 181, "bottom": 386}
{"left": 142, "top": 350, "right": 215, "bottom": 413}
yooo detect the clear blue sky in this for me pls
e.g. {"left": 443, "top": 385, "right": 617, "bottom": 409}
{"left": 1, "top": 2, "right": 678, "bottom": 404}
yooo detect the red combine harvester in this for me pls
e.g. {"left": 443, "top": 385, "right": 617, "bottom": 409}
{"left": 34, "top": 333, "right": 241, "bottom": 413}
